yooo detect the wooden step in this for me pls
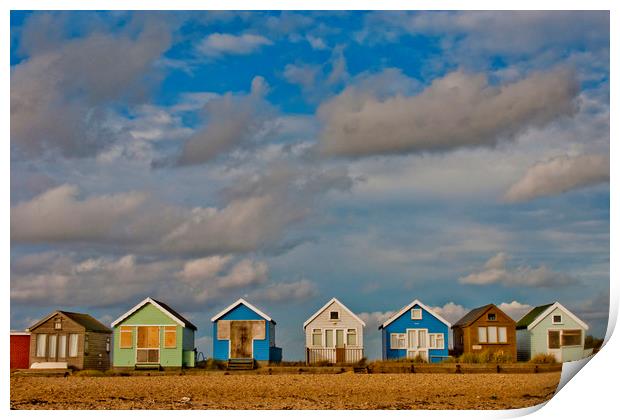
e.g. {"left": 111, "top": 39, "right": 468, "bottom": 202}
{"left": 227, "top": 358, "right": 255, "bottom": 370}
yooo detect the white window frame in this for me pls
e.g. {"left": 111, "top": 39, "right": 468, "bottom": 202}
{"left": 311, "top": 329, "right": 322, "bottom": 346}
{"left": 498, "top": 327, "right": 507, "bottom": 343}
{"left": 325, "top": 329, "right": 334, "bottom": 348}
{"left": 346, "top": 328, "right": 357, "bottom": 346}
{"left": 411, "top": 308, "right": 423, "bottom": 320}
{"left": 478, "top": 327, "right": 487, "bottom": 343}
{"left": 552, "top": 314, "right": 563, "bottom": 325}
{"left": 390, "top": 333, "right": 406, "bottom": 349}
{"left": 488, "top": 326, "right": 498, "bottom": 343}
{"left": 329, "top": 310, "right": 340, "bottom": 320}
{"left": 428, "top": 333, "right": 445, "bottom": 350}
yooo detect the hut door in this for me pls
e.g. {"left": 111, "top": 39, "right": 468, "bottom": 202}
{"left": 136, "top": 326, "right": 160, "bottom": 364}
{"left": 335, "top": 330, "right": 345, "bottom": 362}
{"left": 407, "top": 329, "right": 429, "bottom": 361}
{"left": 230, "top": 321, "right": 253, "bottom": 359}
{"left": 547, "top": 330, "right": 562, "bottom": 362}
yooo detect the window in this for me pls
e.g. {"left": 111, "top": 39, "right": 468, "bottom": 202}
{"left": 478, "top": 327, "right": 487, "bottom": 343}
{"left": 498, "top": 327, "right": 507, "bottom": 343}
{"left": 49, "top": 335, "right": 57, "bottom": 358}
{"left": 488, "top": 326, "right": 498, "bottom": 343}
{"left": 347, "top": 329, "right": 357, "bottom": 346}
{"left": 36, "top": 334, "right": 47, "bottom": 357}
{"left": 120, "top": 326, "right": 133, "bottom": 349}
{"left": 58, "top": 335, "right": 66, "bottom": 358}
{"left": 329, "top": 311, "right": 339, "bottom": 320}
{"left": 561, "top": 330, "right": 582, "bottom": 346}
{"left": 411, "top": 308, "right": 422, "bottom": 320}
{"left": 390, "top": 333, "right": 406, "bottom": 349}
{"left": 137, "top": 326, "right": 160, "bottom": 349}
{"left": 312, "top": 329, "right": 322, "bottom": 346}
{"left": 487, "top": 313, "right": 496, "bottom": 321}
{"left": 325, "top": 329, "right": 334, "bottom": 347}
{"left": 54, "top": 318, "right": 62, "bottom": 330}
{"left": 69, "top": 334, "right": 79, "bottom": 357}
{"left": 552, "top": 315, "right": 563, "bottom": 325}
{"left": 429, "top": 333, "right": 445, "bottom": 349}
{"left": 548, "top": 330, "right": 560, "bottom": 349}
{"left": 164, "top": 326, "right": 177, "bottom": 348}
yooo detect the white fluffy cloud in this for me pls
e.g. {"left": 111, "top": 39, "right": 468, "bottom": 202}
{"left": 459, "top": 252, "right": 578, "bottom": 288}
{"left": 11, "top": 252, "right": 271, "bottom": 309}
{"left": 11, "top": 16, "right": 172, "bottom": 158}
{"left": 430, "top": 302, "right": 470, "bottom": 324}
{"left": 356, "top": 311, "right": 394, "bottom": 328}
{"left": 197, "top": 33, "right": 272, "bottom": 57}
{"left": 10, "top": 185, "right": 147, "bottom": 243}
{"left": 504, "top": 154, "right": 609, "bottom": 202}
{"left": 318, "top": 68, "right": 578, "bottom": 157}
{"left": 497, "top": 301, "right": 533, "bottom": 321}
{"left": 11, "top": 164, "right": 354, "bottom": 256}
{"left": 249, "top": 279, "right": 318, "bottom": 302}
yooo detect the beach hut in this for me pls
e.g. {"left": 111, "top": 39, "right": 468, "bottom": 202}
{"left": 27, "top": 311, "right": 112, "bottom": 370}
{"left": 516, "top": 302, "right": 589, "bottom": 362}
{"left": 303, "top": 297, "right": 365, "bottom": 364}
{"left": 379, "top": 299, "right": 451, "bottom": 362}
{"left": 111, "top": 297, "right": 197, "bottom": 369}
{"left": 452, "top": 303, "right": 517, "bottom": 360}
{"left": 10, "top": 331, "right": 30, "bottom": 369}
{"left": 211, "top": 298, "right": 282, "bottom": 365}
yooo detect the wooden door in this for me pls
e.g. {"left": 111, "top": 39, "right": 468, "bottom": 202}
{"left": 230, "top": 321, "right": 253, "bottom": 358}
{"left": 136, "top": 326, "right": 160, "bottom": 363}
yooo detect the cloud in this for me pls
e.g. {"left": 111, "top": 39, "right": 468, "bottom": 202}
{"left": 11, "top": 252, "right": 271, "bottom": 309}
{"left": 11, "top": 184, "right": 147, "bottom": 243}
{"left": 357, "top": 311, "right": 394, "bottom": 328}
{"left": 174, "top": 76, "right": 275, "bottom": 165}
{"left": 249, "top": 279, "right": 318, "bottom": 302}
{"left": 197, "top": 33, "right": 272, "bottom": 57}
{"left": 11, "top": 164, "right": 355, "bottom": 257}
{"left": 318, "top": 68, "right": 579, "bottom": 157}
{"left": 11, "top": 16, "right": 172, "bottom": 158}
{"left": 497, "top": 301, "right": 533, "bottom": 321}
{"left": 358, "top": 11, "right": 609, "bottom": 58}
{"left": 459, "top": 252, "right": 578, "bottom": 288}
{"left": 430, "top": 302, "right": 470, "bottom": 324}
{"left": 504, "top": 154, "right": 609, "bottom": 202}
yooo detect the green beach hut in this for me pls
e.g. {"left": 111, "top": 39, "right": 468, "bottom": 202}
{"left": 111, "top": 297, "right": 197, "bottom": 368}
{"left": 516, "top": 301, "right": 589, "bottom": 362}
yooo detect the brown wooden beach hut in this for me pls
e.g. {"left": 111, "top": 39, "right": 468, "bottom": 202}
{"left": 27, "top": 311, "right": 112, "bottom": 370}
{"left": 452, "top": 304, "right": 517, "bottom": 360}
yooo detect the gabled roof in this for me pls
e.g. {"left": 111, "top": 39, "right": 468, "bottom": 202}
{"left": 452, "top": 303, "right": 510, "bottom": 328}
{"left": 111, "top": 297, "right": 197, "bottom": 330}
{"left": 378, "top": 299, "right": 451, "bottom": 330}
{"left": 517, "top": 302, "right": 589, "bottom": 331}
{"left": 303, "top": 297, "right": 366, "bottom": 329}
{"left": 210, "top": 298, "right": 274, "bottom": 323}
{"left": 516, "top": 303, "right": 554, "bottom": 330}
{"left": 28, "top": 311, "right": 112, "bottom": 333}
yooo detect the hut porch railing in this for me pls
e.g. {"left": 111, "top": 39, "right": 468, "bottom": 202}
{"left": 306, "top": 347, "right": 364, "bottom": 364}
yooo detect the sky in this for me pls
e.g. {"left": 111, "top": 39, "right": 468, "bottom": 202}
{"left": 10, "top": 10, "right": 610, "bottom": 360}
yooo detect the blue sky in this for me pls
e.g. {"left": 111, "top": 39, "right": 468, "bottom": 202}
{"left": 10, "top": 11, "right": 609, "bottom": 360}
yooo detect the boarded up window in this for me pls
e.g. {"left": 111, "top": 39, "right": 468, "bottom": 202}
{"left": 69, "top": 334, "right": 79, "bottom": 357}
{"left": 478, "top": 327, "right": 487, "bottom": 343}
{"left": 120, "top": 327, "right": 133, "bottom": 348}
{"left": 164, "top": 326, "right": 177, "bottom": 348}
{"left": 137, "top": 349, "right": 160, "bottom": 363}
{"left": 498, "top": 327, "right": 507, "bottom": 343}
{"left": 137, "top": 326, "right": 160, "bottom": 348}
{"left": 548, "top": 330, "right": 560, "bottom": 349}
{"left": 217, "top": 320, "right": 231, "bottom": 340}
{"left": 347, "top": 329, "right": 356, "bottom": 346}
{"left": 561, "top": 330, "right": 582, "bottom": 346}
{"left": 312, "top": 329, "right": 322, "bottom": 346}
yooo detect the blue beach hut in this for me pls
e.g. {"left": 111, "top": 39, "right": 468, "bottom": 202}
{"left": 379, "top": 299, "right": 451, "bottom": 363}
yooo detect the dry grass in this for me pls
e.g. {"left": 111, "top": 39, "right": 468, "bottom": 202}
{"left": 10, "top": 372, "right": 560, "bottom": 410}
